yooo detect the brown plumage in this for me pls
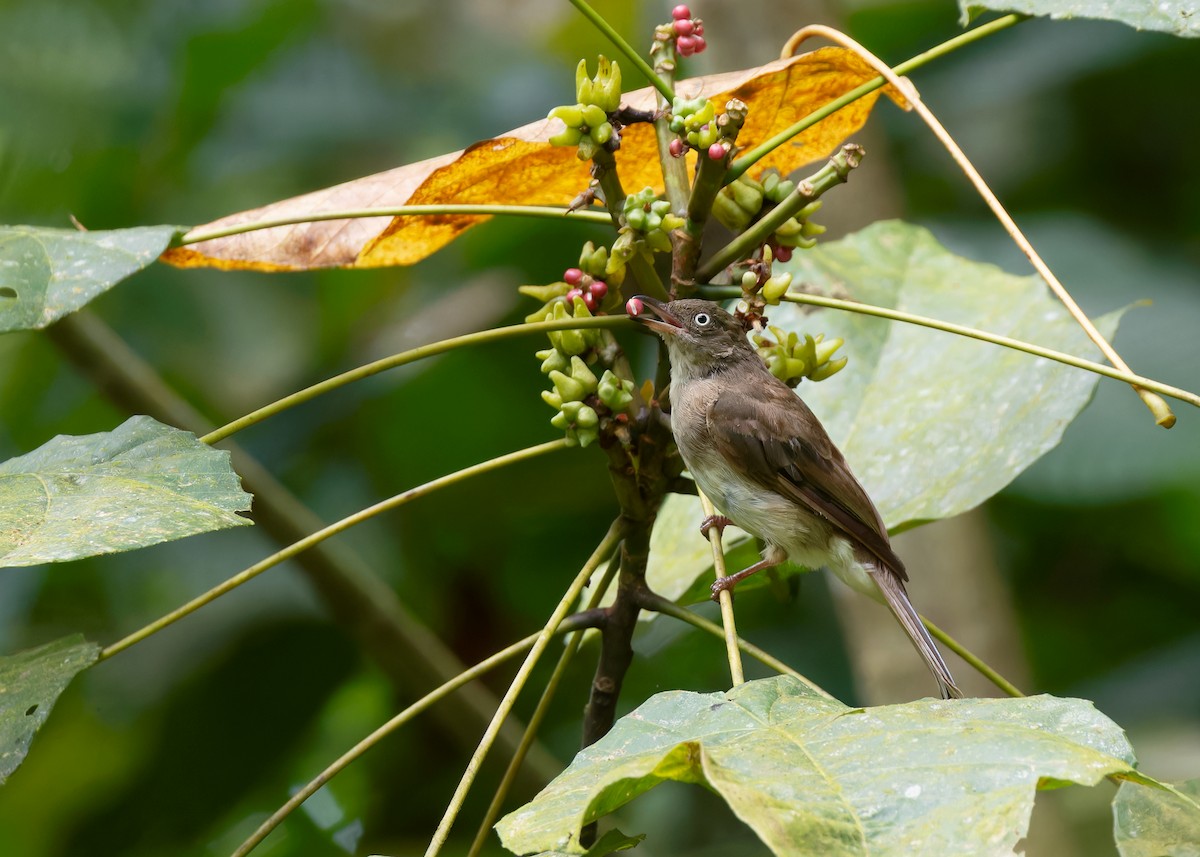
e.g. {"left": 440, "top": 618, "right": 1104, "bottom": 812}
{"left": 633, "top": 296, "right": 961, "bottom": 699}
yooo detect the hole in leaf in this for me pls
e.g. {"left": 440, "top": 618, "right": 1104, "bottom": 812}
{"left": 25, "top": 704, "right": 38, "bottom": 716}
{"left": 0, "top": 287, "right": 17, "bottom": 299}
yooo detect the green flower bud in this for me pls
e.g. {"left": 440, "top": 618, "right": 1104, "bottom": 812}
{"left": 549, "top": 126, "right": 583, "bottom": 147}
{"left": 762, "top": 171, "right": 779, "bottom": 195}
{"left": 644, "top": 228, "right": 672, "bottom": 253}
{"left": 785, "top": 357, "right": 808, "bottom": 379}
{"left": 550, "top": 370, "right": 586, "bottom": 402}
{"left": 570, "top": 356, "right": 599, "bottom": 394}
{"left": 596, "top": 57, "right": 622, "bottom": 112}
{"left": 773, "top": 217, "right": 803, "bottom": 238}
{"left": 539, "top": 349, "right": 569, "bottom": 374}
{"left": 815, "top": 336, "right": 844, "bottom": 365}
{"left": 519, "top": 282, "right": 570, "bottom": 302}
{"left": 810, "top": 356, "right": 848, "bottom": 382}
{"left": 797, "top": 200, "right": 823, "bottom": 220}
{"left": 762, "top": 272, "right": 793, "bottom": 304}
{"left": 801, "top": 220, "right": 826, "bottom": 238}
{"left": 549, "top": 104, "right": 584, "bottom": 127}
{"left": 577, "top": 136, "right": 599, "bottom": 161}
{"left": 741, "top": 271, "right": 759, "bottom": 291}
{"left": 661, "top": 213, "right": 685, "bottom": 232}
{"left": 541, "top": 389, "right": 563, "bottom": 410}
{"left": 551, "top": 409, "right": 570, "bottom": 430}
{"left": 575, "top": 404, "right": 599, "bottom": 429}
{"left": 582, "top": 104, "right": 607, "bottom": 129}
{"left": 576, "top": 425, "right": 599, "bottom": 448}
{"left": 591, "top": 121, "right": 613, "bottom": 145}
{"left": 575, "top": 59, "right": 592, "bottom": 104}
{"left": 711, "top": 192, "right": 752, "bottom": 232}
{"left": 626, "top": 206, "right": 647, "bottom": 231}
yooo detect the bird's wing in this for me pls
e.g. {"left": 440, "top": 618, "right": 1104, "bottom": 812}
{"left": 707, "top": 377, "right": 907, "bottom": 579}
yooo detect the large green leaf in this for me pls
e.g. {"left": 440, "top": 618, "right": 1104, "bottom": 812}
{"left": 0, "top": 415, "right": 252, "bottom": 567}
{"left": 960, "top": 0, "right": 1199, "bottom": 38}
{"left": 497, "top": 676, "right": 1135, "bottom": 856}
{"left": 0, "top": 224, "right": 180, "bottom": 333}
{"left": 648, "top": 220, "right": 1123, "bottom": 601}
{"left": 0, "top": 635, "right": 99, "bottom": 785}
{"left": 1114, "top": 777, "right": 1200, "bottom": 857}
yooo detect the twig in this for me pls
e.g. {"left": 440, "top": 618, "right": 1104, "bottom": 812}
{"left": 698, "top": 490, "right": 744, "bottom": 686}
{"left": 922, "top": 616, "right": 1025, "bottom": 698}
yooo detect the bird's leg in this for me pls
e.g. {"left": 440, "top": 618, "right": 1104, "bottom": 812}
{"left": 710, "top": 553, "right": 786, "bottom": 600}
{"left": 698, "top": 514, "right": 733, "bottom": 540}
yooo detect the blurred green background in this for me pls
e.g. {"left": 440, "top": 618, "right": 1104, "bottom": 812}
{"left": 1, "top": 1, "right": 1197, "bottom": 855}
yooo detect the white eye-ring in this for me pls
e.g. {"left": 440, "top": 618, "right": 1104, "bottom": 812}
{"left": 694, "top": 313, "right": 711, "bottom": 327}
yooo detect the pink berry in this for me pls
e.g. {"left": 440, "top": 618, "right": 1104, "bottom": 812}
{"left": 589, "top": 280, "right": 608, "bottom": 299}
{"left": 564, "top": 267, "right": 583, "bottom": 285}
{"left": 694, "top": 20, "right": 704, "bottom": 35}
{"left": 668, "top": 138, "right": 685, "bottom": 158}
{"left": 693, "top": 35, "right": 707, "bottom": 53}
{"left": 582, "top": 292, "right": 598, "bottom": 312}
{"left": 676, "top": 35, "right": 696, "bottom": 56}
{"left": 626, "top": 297, "right": 644, "bottom": 317}
{"left": 774, "top": 245, "right": 793, "bottom": 262}
{"left": 566, "top": 288, "right": 584, "bottom": 303}
{"left": 671, "top": 4, "right": 691, "bottom": 20}
{"left": 707, "top": 142, "right": 726, "bottom": 160}
{"left": 673, "top": 18, "right": 694, "bottom": 36}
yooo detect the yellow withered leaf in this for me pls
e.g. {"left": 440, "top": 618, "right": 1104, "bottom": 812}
{"left": 163, "top": 47, "right": 904, "bottom": 272}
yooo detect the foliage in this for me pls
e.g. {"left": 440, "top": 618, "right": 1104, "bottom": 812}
{"left": 0, "top": 1, "right": 1198, "bottom": 857}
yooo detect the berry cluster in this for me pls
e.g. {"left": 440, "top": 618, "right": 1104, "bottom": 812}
{"left": 563, "top": 266, "right": 609, "bottom": 313}
{"left": 671, "top": 5, "right": 707, "bottom": 57}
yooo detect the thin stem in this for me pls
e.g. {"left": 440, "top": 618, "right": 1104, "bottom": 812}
{"left": 467, "top": 548, "right": 622, "bottom": 857}
{"left": 230, "top": 610, "right": 603, "bottom": 857}
{"left": 697, "top": 146, "right": 862, "bottom": 281}
{"left": 178, "top": 205, "right": 611, "bottom": 246}
{"left": 699, "top": 285, "right": 1200, "bottom": 410}
{"left": 424, "top": 520, "right": 624, "bottom": 857}
{"left": 639, "top": 590, "right": 833, "bottom": 700}
{"left": 728, "top": 14, "right": 1026, "bottom": 182}
{"left": 201, "top": 314, "right": 633, "bottom": 444}
{"left": 786, "top": 25, "right": 1174, "bottom": 428}
{"left": 698, "top": 490, "right": 744, "bottom": 687}
{"left": 566, "top": 0, "right": 673, "bottom": 101}
{"left": 922, "top": 616, "right": 1025, "bottom": 698}
{"left": 98, "top": 440, "right": 568, "bottom": 661}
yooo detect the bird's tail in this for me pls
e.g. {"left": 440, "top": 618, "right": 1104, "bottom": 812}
{"left": 871, "top": 569, "right": 962, "bottom": 699}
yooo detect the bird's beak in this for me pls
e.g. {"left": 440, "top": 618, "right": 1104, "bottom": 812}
{"left": 629, "top": 295, "right": 682, "bottom": 337}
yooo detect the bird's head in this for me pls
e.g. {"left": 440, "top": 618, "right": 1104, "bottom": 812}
{"left": 628, "top": 296, "right": 758, "bottom": 379}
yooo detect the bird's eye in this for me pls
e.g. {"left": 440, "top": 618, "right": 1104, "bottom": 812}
{"left": 694, "top": 313, "right": 711, "bottom": 327}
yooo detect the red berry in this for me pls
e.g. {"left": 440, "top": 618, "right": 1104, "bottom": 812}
{"left": 563, "top": 267, "right": 583, "bottom": 285}
{"left": 668, "top": 138, "right": 685, "bottom": 158}
{"left": 671, "top": 4, "right": 691, "bottom": 19}
{"left": 676, "top": 35, "right": 696, "bottom": 55}
{"left": 774, "top": 245, "right": 793, "bottom": 262}
{"left": 626, "top": 297, "right": 644, "bottom": 317}
{"left": 693, "top": 35, "right": 707, "bottom": 53}
{"left": 589, "top": 280, "right": 608, "bottom": 300}
{"left": 582, "top": 292, "right": 598, "bottom": 312}
{"left": 707, "top": 142, "right": 726, "bottom": 161}
{"left": 566, "top": 288, "right": 584, "bottom": 303}
{"left": 673, "top": 18, "right": 694, "bottom": 36}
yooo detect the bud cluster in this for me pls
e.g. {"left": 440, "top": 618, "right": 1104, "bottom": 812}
{"left": 548, "top": 57, "right": 622, "bottom": 160}
{"left": 752, "top": 326, "right": 847, "bottom": 387}
{"left": 712, "top": 169, "right": 826, "bottom": 250}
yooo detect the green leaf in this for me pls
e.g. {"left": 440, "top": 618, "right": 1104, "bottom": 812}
{"left": 0, "top": 415, "right": 252, "bottom": 567}
{"left": 0, "top": 224, "right": 181, "bottom": 333}
{"left": 0, "top": 635, "right": 99, "bottom": 785}
{"left": 648, "top": 220, "right": 1124, "bottom": 600}
{"left": 1114, "top": 777, "right": 1200, "bottom": 857}
{"left": 959, "top": 0, "right": 1200, "bottom": 38}
{"left": 531, "top": 829, "right": 646, "bottom": 856}
{"left": 497, "top": 676, "right": 1135, "bottom": 856}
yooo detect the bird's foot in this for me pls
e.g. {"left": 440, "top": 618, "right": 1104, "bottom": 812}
{"left": 699, "top": 515, "right": 733, "bottom": 541}
{"left": 710, "top": 574, "right": 739, "bottom": 601}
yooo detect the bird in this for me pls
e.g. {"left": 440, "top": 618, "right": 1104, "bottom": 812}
{"left": 629, "top": 295, "right": 962, "bottom": 699}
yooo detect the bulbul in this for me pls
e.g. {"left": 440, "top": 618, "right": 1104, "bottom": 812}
{"left": 631, "top": 296, "right": 961, "bottom": 699}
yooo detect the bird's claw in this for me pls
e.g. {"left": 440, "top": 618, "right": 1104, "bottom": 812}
{"left": 699, "top": 515, "right": 732, "bottom": 541}
{"left": 710, "top": 575, "right": 737, "bottom": 601}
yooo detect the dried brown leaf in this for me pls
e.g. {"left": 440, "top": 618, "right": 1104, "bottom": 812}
{"left": 163, "top": 48, "right": 902, "bottom": 272}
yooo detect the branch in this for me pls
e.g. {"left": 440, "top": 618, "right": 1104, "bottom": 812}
{"left": 922, "top": 616, "right": 1025, "bottom": 698}
{"left": 177, "top": 204, "right": 611, "bottom": 246}
{"left": 698, "top": 490, "right": 744, "bottom": 687}
{"left": 566, "top": 0, "right": 674, "bottom": 101}
{"left": 698, "top": 285, "right": 1200, "bottom": 411}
